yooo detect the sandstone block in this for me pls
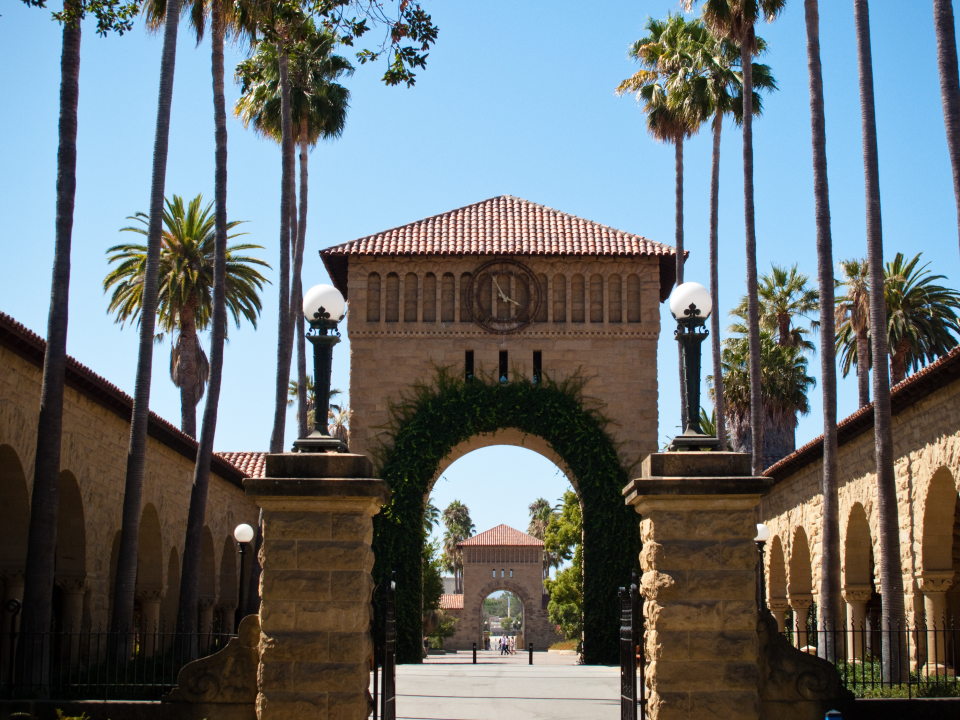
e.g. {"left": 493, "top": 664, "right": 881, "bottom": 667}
{"left": 328, "top": 691, "right": 372, "bottom": 720}
{"left": 259, "top": 631, "right": 329, "bottom": 663}
{"left": 297, "top": 541, "right": 373, "bottom": 571}
{"left": 655, "top": 601, "right": 722, "bottom": 631}
{"left": 266, "top": 511, "right": 332, "bottom": 541}
{"left": 329, "top": 571, "right": 372, "bottom": 601}
{"left": 331, "top": 514, "right": 373, "bottom": 544}
{"left": 261, "top": 569, "right": 331, "bottom": 601}
{"left": 256, "top": 691, "right": 326, "bottom": 720}
{"left": 296, "top": 601, "right": 371, "bottom": 632}
{"left": 328, "top": 632, "right": 374, "bottom": 664}
{"left": 687, "top": 631, "right": 758, "bottom": 662}
{"left": 687, "top": 690, "right": 759, "bottom": 720}
{"left": 685, "top": 570, "right": 756, "bottom": 601}
{"left": 260, "top": 601, "right": 296, "bottom": 632}
{"left": 262, "top": 540, "right": 297, "bottom": 570}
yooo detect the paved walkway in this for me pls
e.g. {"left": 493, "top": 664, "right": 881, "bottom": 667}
{"left": 378, "top": 649, "right": 621, "bottom": 720}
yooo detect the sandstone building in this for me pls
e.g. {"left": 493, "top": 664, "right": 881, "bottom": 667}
{"left": 759, "top": 344, "right": 960, "bottom": 669}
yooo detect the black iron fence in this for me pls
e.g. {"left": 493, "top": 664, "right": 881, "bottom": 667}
{"left": 371, "top": 572, "right": 396, "bottom": 720}
{"left": 619, "top": 573, "right": 646, "bottom": 720}
{"left": 779, "top": 616, "right": 959, "bottom": 699}
{"left": 1, "top": 600, "right": 236, "bottom": 700}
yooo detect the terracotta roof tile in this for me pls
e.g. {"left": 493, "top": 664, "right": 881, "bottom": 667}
{"left": 458, "top": 524, "right": 544, "bottom": 548}
{"left": 216, "top": 451, "right": 268, "bottom": 478}
{"left": 319, "top": 195, "right": 681, "bottom": 302}
{"left": 765, "top": 344, "right": 960, "bottom": 481}
{"left": 439, "top": 594, "right": 463, "bottom": 610}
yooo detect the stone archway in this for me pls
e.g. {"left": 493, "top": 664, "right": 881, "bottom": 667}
{"left": 470, "top": 579, "right": 554, "bottom": 651}
{"left": 788, "top": 527, "right": 813, "bottom": 648}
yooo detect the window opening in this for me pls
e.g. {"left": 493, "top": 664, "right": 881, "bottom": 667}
{"left": 499, "top": 350, "right": 508, "bottom": 383}
{"left": 465, "top": 350, "right": 474, "bottom": 381}
{"left": 509, "top": 569, "right": 513, "bottom": 578}
{"left": 533, "top": 351, "right": 542, "bottom": 383}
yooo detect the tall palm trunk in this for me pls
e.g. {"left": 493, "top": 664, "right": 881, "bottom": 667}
{"left": 176, "top": 3, "right": 229, "bottom": 654}
{"left": 18, "top": 7, "right": 81, "bottom": 677}
{"left": 804, "top": 0, "right": 841, "bottom": 661}
{"left": 177, "top": 305, "right": 199, "bottom": 438}
{"left": 295, "top": 118, "right": 309, "bottom": 439}
{"left": 741, "top": 29, "right": 764, "bottom": 475}
{"left": 934, "top": 0, "right": 960, "bottom": 256}
{"left": 675, "top": 136, "right": 687, "bottom": 430}
{"left": 111, "top": 0, "right": 182, "bottom": 637}
{"left": 268, "top": 39, "right": 294, "bottom": 454}
{"left": 853, "top": 0, "right": 906, "bottom": 681}
{"left": 708, "top": 111, "right": 727, "bottom": 450}
{"left": 890, "top": 338, "right": 910, "bottom": 386}
{"left": 856, "top": 330, "right": 870, "bottom": 407}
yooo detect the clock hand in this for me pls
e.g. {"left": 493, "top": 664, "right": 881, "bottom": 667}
{"left": 492, "top": 276, "right": 521, "bottom": 306}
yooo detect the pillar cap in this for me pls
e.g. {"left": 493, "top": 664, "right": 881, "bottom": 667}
{"left": 265, "top": 452, "right": 373, "bottom": 479}
{"left": 244, "top": 476, "right": 390, "bottom": 504}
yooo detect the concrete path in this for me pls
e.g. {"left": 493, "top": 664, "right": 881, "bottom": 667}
{"left": 377, "top": 649, "right": 621, "bottom": 720}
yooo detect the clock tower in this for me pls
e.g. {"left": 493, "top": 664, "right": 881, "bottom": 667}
{"left": 319, "top": 194, "right": 679, "bottom": 469}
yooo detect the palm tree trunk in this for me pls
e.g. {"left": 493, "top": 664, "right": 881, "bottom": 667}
{"left": 934, "top": 0, "right": 960, "bottom": 256}
{"left": 741, "top": 29, "right": 764, "bottom": 476}
{"left": 177, "top": 307, "right": 198, "bottom": 438}
{"left": 111, "top": 0, "right": 182, "bottom": 637}
{"left": 856, "top": 331, "right": 870, "bottom": 407}
{"left": 675, "top": 136, "right": 687, "bottom": 431}
{"left": 854, "top": 0, "right": 906, "bottom": 681}
{"left": 890, "top": 339, "right": 909, "bottom": 386}
{"left": 176, "top": 4, "right": 229, "bottom": 655}
{"left": 804, "top": 0, "right": 842, "bottom": 661}
{"left": 268, "top": 40, "right": 294, "bottom": 454}
{"left": 17, "top": 8, "right": 81, "bottom": 677}
{"left": 295, "top": 119, "right": 309, "bottom": 439}
{"left": 708, "top": 111, "right": 727, "bottom": 450}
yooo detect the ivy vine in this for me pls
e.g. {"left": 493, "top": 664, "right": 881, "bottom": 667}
{"left": 371, "top": 365, "right": 639, "bottom": 664}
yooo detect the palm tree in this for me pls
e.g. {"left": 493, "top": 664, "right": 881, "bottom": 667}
{"left": 528, "top": 498, "right": 558, "bottom": 582}
{"left": 618, "top": 14, "right": 710, "bottom": 430}
{"left": 733, "top": 264, "right": 820, "bottom": 349}
{"left": 17, "top": 0, "right": 139, "bottom": 678}
{"left": 690, "top": 0, "right": 788, "bottom": 476}
{"left": 802, "top": 0, "right": 841, "bottom": 659}
{"left": 934, "top": 0, "right": 960, "bottom": 256}
{"left": 852, "top": 0, "right": 905, "bottom": 680}
{"left": 104, "top": 195, "right": 269, "bottom": 435}
{"left": 235, "top": 20, "right": 352, "bottom": 449}
{"left": 111, "top": 0, "right": 184, "bottom": 641}
{"left": 884, "top": 252, "right": 960, "bottom": 384}
{"left": 441, "top": 500, "right": 475, "bottom": 594}
{"left": 835, "top": 259, "right": 872, "bottom": 408}
{"left": 423, "top": 500, "right": 440, "bottom": 537}
{"left": 715, "top": 330, "right": 815, "bottom": 465}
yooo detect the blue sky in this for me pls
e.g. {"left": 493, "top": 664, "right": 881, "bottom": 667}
{"left": 2, "top": 1, "right": 958, "bottom": 540}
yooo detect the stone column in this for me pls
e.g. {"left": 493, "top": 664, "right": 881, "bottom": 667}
{"left": 623, "top": 452, "right": 771, "bottom": 720}
{"left": 245, "top": 452, "right": 390, "bottom": 720}
{"left": 138, "top": 588, "right": 163, "bottom": 657}
{"left": 56, "top": 578, "right": 86, "bottom": 670}
{"left": 768, "top": 599, "right": 788, "bottom": 634}
{"left": 842, "top": 585, "right": 871, "bottom": 662}
{"left": 917, "top": 571, "right": 955, "bottom": 674}
{"left": 1, "top": 570, "right": 24, "bottom": 679}
{"left": 220, "top": 604, "right": 237, "bottom": 636}
{"left": 789, "top": 594, "right": 813, "bottom": 650}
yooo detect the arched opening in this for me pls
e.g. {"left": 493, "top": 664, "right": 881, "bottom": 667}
{"left": 136, "top": 505, "right": 164, "bottom": 638}
{"left": 0, "top": 445, "right": 29, "bottom": 675}
{"left": 371, "top": 371, "right": 636, "bottom": 664}
{"left": 161, "top": 548, "right": 180, "bottom": 632}
{"left": 198, "top": 527, "right": 218, "bottom": 648}
{"left": 919, "top": 468, "right": 959, "bottom": 668}
{"left": 767, "top": 536, "right": 788, "bottom": 633}
{"left": 788, "top": 527, "right": 813, "bottom": 649}
{"left": 218, "top": 535, "right": 238, "bottom": 634}
{"left": 479, "top": 589, "right": 526, "bottom": 653}
{"left": 842, "top": 503, "right": 876, "bottom": 660}
{"left": 55, "top": 471, "right": 86, "bottom": 630}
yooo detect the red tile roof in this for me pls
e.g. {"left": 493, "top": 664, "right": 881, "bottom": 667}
{"left": 458, "top": 524, "right": 544, "bottom": 548}
{"left": 0, "top": 310, "right": 251, "bottom": 487}
{"left": 765, "top": 344, "right": 960, "bottom": 482}
{"left": 319, "top": 195, "right": 680, "bottom": 301}
{"left": 439, "top": 594, "right": 463, "bottom": 610}
{"left": 216, "top": 451, "right": 268, "bottom": 478}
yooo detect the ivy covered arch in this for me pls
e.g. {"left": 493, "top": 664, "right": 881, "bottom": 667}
{"left": 371, "top": 367, "right": 639, "bottom": 664}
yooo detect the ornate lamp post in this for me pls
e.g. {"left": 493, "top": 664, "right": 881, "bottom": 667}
{"left": 668, "top": 281, "right": 720, "bottom": 451}
{"left": 754, "top": 523, "right": 770, "bottom": 611}
{"left": 234, "top": 523, "right": 254, "bottom": 626}
{"left": 294, "top": 284, "right": 347, "bottom": 453}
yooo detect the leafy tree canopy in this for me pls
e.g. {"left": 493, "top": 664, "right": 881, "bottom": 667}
{"left": 23, "top": 0, "right": 141, "bottom": 35}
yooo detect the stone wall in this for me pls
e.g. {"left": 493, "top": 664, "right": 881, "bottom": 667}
{"left": 0, "top": 342, "right": 260, "bottom": 629}
{"left": 345, "top": 254, "right": 662, "bottom": 468}
{"left": 759, "top": 366, "right": 960, "bottom": 641}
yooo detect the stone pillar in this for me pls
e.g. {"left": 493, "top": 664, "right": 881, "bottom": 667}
{"left": 220, "top": 604, "right": 237, "bottom": 636}
{"left": 138, "top": 588, "right": 163, "bottom": 657}
{"left": 623, "top": 452, "right": 771, "bottom": 720}
{"left": 56, "top": 578, "right": 86, "bottom": 670}
{"left": 245, "top": 452, "right": 390, "bottom": 720}
{"left": 789, "top": 595, "right": 813, "bottom": 650}
{"left": 1, "top": 570, "right": 24, "bottom": 679}
{"left": 917, "top": 571, "right": 955, "bottom": 674}
{"left": 842, "top": 585, "right": 871, "bottom": 662}
{"left": 768, "top": 599, "right": 788, "bottom": 634}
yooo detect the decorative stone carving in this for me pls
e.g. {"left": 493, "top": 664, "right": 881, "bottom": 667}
{"left": 841, "top": 585, "right": 872, "bottom": 604}
{"left": 916, "top": 571, "right": 955, "bottom": 596}
{"left": 164, "top": 614, "right": 260, "bottom": 705}
{"left": 757, "top": 611, "right": 854, "bottom": 719}
{"left": 768, "top": 599, "right": 789, "bottom": 633}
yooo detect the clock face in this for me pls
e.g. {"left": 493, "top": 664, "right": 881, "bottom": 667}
{"left": 462, "top": 258, "right": 542, "bottom": 334}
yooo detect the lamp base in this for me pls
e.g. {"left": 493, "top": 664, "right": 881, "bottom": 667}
{"left": 667, "top": 429, "right": 721, "bottom": 452}
{"left": 292, "top": 432, "right": 347, "bottom": 453}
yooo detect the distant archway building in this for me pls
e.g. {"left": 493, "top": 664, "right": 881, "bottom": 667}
{"left": 440, "top": 524, "right": 559, "bottom": 650}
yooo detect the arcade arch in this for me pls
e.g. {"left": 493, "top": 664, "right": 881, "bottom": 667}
{"left": 0, "top": 445, "right": 30, "bottom": 613}
{"left": 767, "top": 536, "right": 788, "bottom": 633}
{"left": 788, "top": 527, "right": 813, "bottom": 648}
{"left": 55, "top": 471, "right": 86, "bottom": 629}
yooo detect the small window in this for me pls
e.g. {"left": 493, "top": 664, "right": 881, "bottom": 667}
{"left": 492, "top": 569, "right": 496, "bottom": 578}
{"left": 465, "top": 350, "right": 474, "bottom": 382}
{"left": 366, "top": 273, "right": 381, "bottom": 322}
{"left": 499, "top": 351, "right": 508, "bottom": 383}
{"left": 533, "top": 351, "right": 542, "bottom": 384}
{"left": 509, "top": 569, "right": 513, "bottom": 578}
{"left": 501, "top": 569, "right": 504, "bottom": 578}
{"left": 571, "top": 274, "right": 585, "bottom": 323}
{"left": 535, "top": 274, "right": 548, "bottom": 322}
